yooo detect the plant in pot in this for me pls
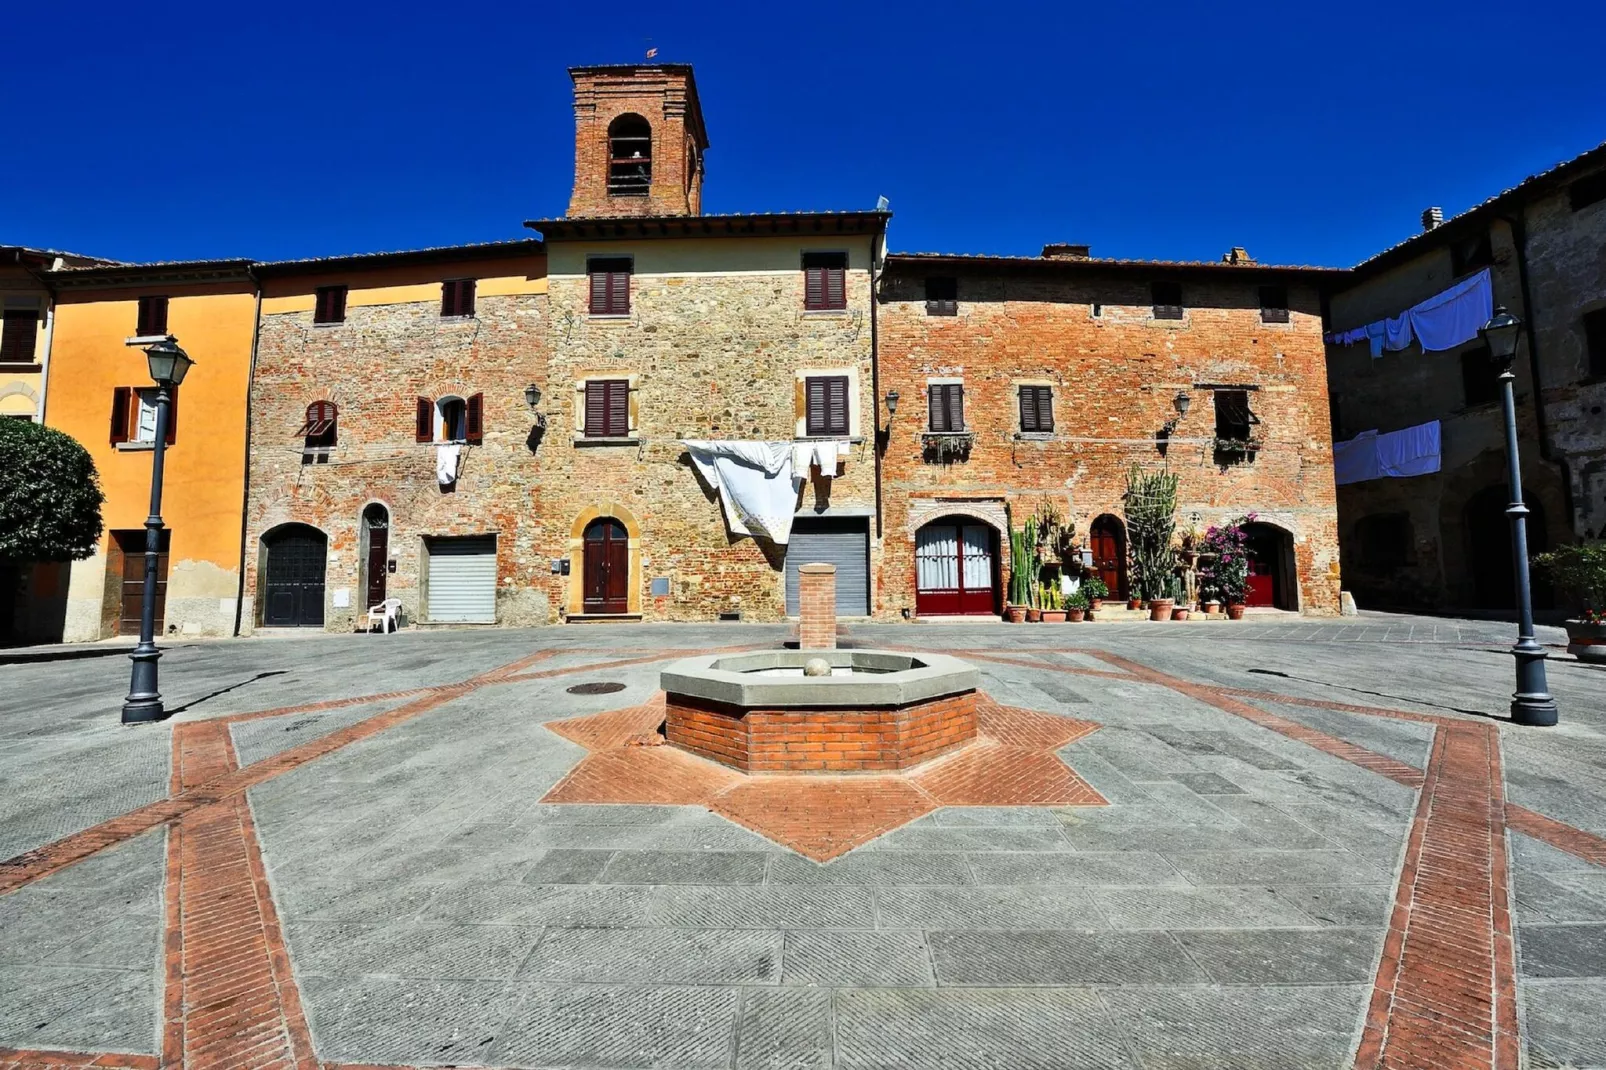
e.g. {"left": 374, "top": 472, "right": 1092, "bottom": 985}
{"left": 1040, "top": 582, "right": 1067, "bottom": 623}
{"left": 1022, "top": 515, "right": 1043, "bottom": 621}
{"left": 1005, "top": 520, "right": 1031, "bottom": 622}
{"left": 1081, "top": 575, "right": 1108, "bottom": 612}
{"left": 1534, "top": 541, "right": 1606, "bottom": 663}
{"left": 1199, "top": 517, "right": 1251, "bottom": 619}
{"left": 1124, "top": 463, "right": 1180, "bottom": 622}
{"left": 1169, "top": 576, "right": 1191, "bottom": 620}
{"left": 1065, "top": 587, "right": 1089, "bottom": 622}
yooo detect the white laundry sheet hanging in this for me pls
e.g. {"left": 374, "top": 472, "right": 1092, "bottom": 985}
{"left": 436, "top": 442, "right": 462, "bottom": 485}
{"left": 791, "top": 439, "right": 851, "bottom": 479}
{"left": 682, "top": 440, "right": 799, "bottom": 544}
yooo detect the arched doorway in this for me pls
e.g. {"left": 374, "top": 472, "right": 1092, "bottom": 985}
{"left": 1242, "top": 522, "right": 1298, "bottom": 610}
{"left": 914, "top": 517, "right": 999, "bottom": 616}
{"left": 261, "top": 524, "right": 327, "bottom": 627}
{"left": 1089, "top": 515, "right": 1128, "bottom": 601}
{"left": 583, "top": 518, "right": 629, "bottom": 614}
{"left": 1465, "top": 486, "right": 1550, "bottom": 609}
{"left": 360, "top": 504, "right": 389, "bottom": 612}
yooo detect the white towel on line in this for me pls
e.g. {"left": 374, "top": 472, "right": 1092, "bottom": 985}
{"left": 436, "top": 443, "right": 462, "bottom": 485}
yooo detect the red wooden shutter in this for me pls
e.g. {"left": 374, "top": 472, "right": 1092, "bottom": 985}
{"left": 585, "top": 381, "right": 606, "bottom": 436}
{"left": 165, "top": 387, "right": 178, "bottom": 444}
{"left": 415, "top": 397, "right": 432, "bottom": 442}
{"left": 606, "top": 380, "right": 629, "bottom": 436}
{"left": 110, "top": 386, "right": 131, "bottom": 444}
{"left": 465, "top": 392, "right": 484, "bottom": 444}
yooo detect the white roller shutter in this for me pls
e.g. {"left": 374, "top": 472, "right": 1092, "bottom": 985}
{"left": 426, "top": 536, "right": 497, "bottom": 623}
{"left": 785, "top": 517, "right": 870, "bottom": 616}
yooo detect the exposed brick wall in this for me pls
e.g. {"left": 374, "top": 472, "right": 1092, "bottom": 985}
{"left": 664, "top": 691, "right": 978, "bottom": 772}
{"left": 797, "top": 563, "right": 837, "bottom": 649}
{"left": 876, "top": 263, "right": 1342, "bottom": 616}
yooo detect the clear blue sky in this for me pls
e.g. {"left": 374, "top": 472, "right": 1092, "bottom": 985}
{"left": 6, "top": 0, "right": 1602, "bottom": 268}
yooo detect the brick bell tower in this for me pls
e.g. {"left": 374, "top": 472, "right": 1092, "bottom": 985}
{"left": 566, "top": 64, "right": 709, "bottom": 219}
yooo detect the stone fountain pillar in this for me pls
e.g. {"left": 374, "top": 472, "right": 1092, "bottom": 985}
{"left": 798, "top": 563, "right": 837, "bottom": 651}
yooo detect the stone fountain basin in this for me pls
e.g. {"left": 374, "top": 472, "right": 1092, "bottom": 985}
{"left": 660, "top": 649, "right": 979, "bottom": 709}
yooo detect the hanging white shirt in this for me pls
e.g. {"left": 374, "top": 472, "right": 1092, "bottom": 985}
{"left": 436, "top": 442, "right": 462, "bottom": 485}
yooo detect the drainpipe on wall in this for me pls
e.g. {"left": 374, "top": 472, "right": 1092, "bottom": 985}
{"left": 24, "top": 257, "right": 60, "bottom": 423}
{"left": 233, "top": 273, "right": 264, "bottom": 637}
{"left": 1501, "top": 212, "right": 1577, "bottom": 535}
{"left": 870, "top": 226, "right": 884, "bottom": 543}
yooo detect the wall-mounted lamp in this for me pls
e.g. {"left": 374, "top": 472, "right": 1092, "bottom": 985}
{"left": 524, "top": 383, "right": 543, "bottom": 410}
{"left": 885, "top": 390, "right": 900, "bottom": 419}
{"left": 1162, "top": 390, "right": 1192, "bottom": 435}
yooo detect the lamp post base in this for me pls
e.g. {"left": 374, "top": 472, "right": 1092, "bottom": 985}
{"left": 1510, "top": 693, "right": 1559, "bottom": 727}
{"left": 122, "top": 645, "right": 166, "bottom": 724}
{"left": 1509, "top": 643, "right": 1558, "bottom": 727}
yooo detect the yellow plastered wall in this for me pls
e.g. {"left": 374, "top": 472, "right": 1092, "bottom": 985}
{"left": 260, "top": 260, "right": 546, "bottom": 314}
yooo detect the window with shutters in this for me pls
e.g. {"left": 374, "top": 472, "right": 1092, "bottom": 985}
{"left": 0, "top": 309, "right": 38, "bottom": 365}
{"left": 927, "top": 383, "right": 965, "bottom": 432}
{"left": 298, "top": 401, "right": 338, "bottom": 464}
{"left": 136, "top": 296, "right": 169, "bottom": 336}
{"left": 1151, "top": 282, "right": 1183, "bottom": 320}
{"left": 925, "top": 277, "right": 958, "bottom": 316}
{"left": 109, "top": 385, "right": 177, "bottom": 447}
{"left": 804, "top": 375, "right": 850, "bottom": 436}
{"left": 438, "top": 397, "right": 467, "bottom": 442}
{"left": 588, "top": 257, "right": 633, "bottom": 316}
{"left": 1018, "top": 385, "right": 1054, "bottom": 433}
{"left": 1583, "top": 308, "right": 1606, "bottom": 379}
{"left": 441, "top": 279, "right": 476, "bottom": 318}
{"left": 314, "top": 286, "right": 347, "bottom": 325}
{"left": 1461, "top": 346, "right": 1499, "bottom": 406}
{"left": 607, "top": 114, "right": 652, "bottom": 196}
{"left": 583, "top": 379, "right": 631, "bottom": 438}
{"left": 1259, "top": 285, "right": 1289, "bottom": 324}
{"left": 803, "top": 252, "right": 848, "bottom": 311}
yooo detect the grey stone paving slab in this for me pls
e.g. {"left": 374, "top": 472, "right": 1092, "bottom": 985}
{"left": 1091, "top": 885, "right": 1317, "bottom": 929}
{"left": 1174, "top": 927, "right": 1383, "bottom": 983}
{"left": 782, "top": 930, "right": 933, "bottom": 987}
{"left": 1523, "top": 979, "right": 1606, "bottom": 1069}
{"left": 419, "top": 883, "right": 653, "bottom": 926}
{"left": 1052, "top": 744, "right": 1155, "bottom": 803}
{"left": 1169, "top": 771, "right": 1247, "bottom": 795}
{"left": 929, "top": 806, "right": 1064, "bottom": 827}
{"left": 1271, "top": 885, "right": 1398, "bottom": 927}
{"left": 1057, "top": 823, "right": 1270, "bottom": 853}
{"left": 1082, "top": 727, "right": 1202, "bottom": 779}
{"left": 358, "top": 843, "right": 541, "bottom": 885}
{"left": 650, "top": 886, "right": 876, "bottom": 929}
{"left": 522, "top": 926, "right": 782, "bottom": 985}
{"left": 1164, "top": 849, "right": 1393, "bottom": 885}
{"left": 734, "top": 987, "right": 832, "bottom": 1070}
{"left": 286, "top": 921, "right": 545, "bottom": 979}
{"left": 834, "top": 986, "right": 1136, "bottom": 1070}
{"left": 929, "top": 929, "right": 1205, "bottom": 985}
{"left": 866, "top": 825, "right": 1071, "bottom": 852}
{"left": 1518, "top": 924, "right": 1606, "bottom": 979}
{"left": 299, "top": 974, "right": 522, "bottom": 1064}
{"left": 1511, "top": 829, "right": 1601, "bottom": 874}
{"left": 0, "top": 964, "right": 159, "bottom": 1054}
{"left": 1023, "top": 678, "right": 1090, "bottom": 706}
{"left": 1202, "top": 795, "right": 1337, "bottom": 848}
{"left": 1248, "top": 701, "right": 1434, "bottom": 770}
{"left": 229, "top": 699, "right": 401, "bottom": 768}
{"left": 766, "top": 851, "right": 975, "bottom": 886}
{"left": 1514, "top": 871, "right": 1606, "bottom": 924}
{"left": 489, "top": 983, "right": 741, "bottom": 1068}
{"left": 523, "top": 823, "right": 780, "bottom": 852}
{"left": 520, "top": 848, "right": 614, "bottom": 884}
{"left": 601, "top": 849, "right": 771, "bottom": 885}
{"left": 0, "top": 722, "right": 169, "bottom": 861}
{"left": 1099, "top": 984, "right": 1368, "bottom": 1070}
{"left": 964, "top": 850, "right": 1185, "bottom": 887}
{"left": 272, "top": 877, "right": 440, "bottom": 922}
{"left": 874, "top": 887, "right": 1108, "bottom": 930}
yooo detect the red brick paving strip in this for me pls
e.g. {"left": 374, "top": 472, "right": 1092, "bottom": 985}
{"left": 1504, "top": 804, "right": 1606, "bottom": 867}
{"left": 0, "top": 1052, "right": 160, "bottom": 1070}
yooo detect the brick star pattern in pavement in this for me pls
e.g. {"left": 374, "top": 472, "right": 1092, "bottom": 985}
{"left": 541, "top": 691, "right": 1106, "bottom": 860}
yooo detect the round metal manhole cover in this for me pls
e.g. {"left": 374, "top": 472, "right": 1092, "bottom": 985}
{"left": 566, "top": 681, "right": 627, "bottom": 696}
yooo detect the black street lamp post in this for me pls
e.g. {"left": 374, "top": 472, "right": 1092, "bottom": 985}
{"left": 1478, "top": 307, "right": 1559, "bottom": 726}
{"left": 122, "top": 339, "right": 194, "bottom": 725}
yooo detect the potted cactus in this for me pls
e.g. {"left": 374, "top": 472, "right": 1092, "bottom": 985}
{"left": 1040, "top": 583, "right": 1067, "bottom": 623}
{"left": 1124, "top": 463, "right": 1180, "bottom": 621}
{"left": 1170, "top": 578, "right": 1191, "bottom": 620}
{"left": 1005, "top": 516, "right": 1033, "bottom": 622}
{"left": 1534, "top": 542, "right": 1606, "bottom": 663}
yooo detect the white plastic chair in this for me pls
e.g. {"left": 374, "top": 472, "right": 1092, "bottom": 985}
{"left": 367, "top": 598, "right": 402, "bottom": 634}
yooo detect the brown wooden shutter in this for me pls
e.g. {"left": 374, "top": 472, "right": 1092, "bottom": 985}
{"left": 465, "top": 392, "right": 484, "bottom": 444}
{"left": 610, "top": 271, "right": 629, "bottom": 315}
{"left": 460, "top": 279, "right": 475, "bottom": 317}
{"left": 165, "top": 387, "right": 178, "bottom": 444}
{"left": 930, "top": 384, "right": 964, "bottom": 431}
{"left": 0, "top": 310, "right": 37, "bottom": 363}
{"left": 585, "top": 381, "right": 606, "bottom": 436}
{"left": 606, "top": 380, "right": 629, "bottom": 436}
{"left": 927, "top": 385, "right": 945, "bottom": 431}
{"left": 1020, "top": 386, "right": 1052, "bottom": 432}
{"left": 825, "top": 266, "right": 845, "bottom": 310}
{"left": 827, "top": 376, "right": 848, "bottom": 434}
{"left": 137, "top": 296, "right": 168, "bottom": 336}
{"left": 110, "top": 386, "right": 131, "bottom": 444}
{"left": 804, "top": 267, "right": 825, "bottom": 310}
{"left": 806, "top": 377, "right": 827, "bottom": 434}
{"left": 415, "top": 397, "right": 432, "bottom": 442}
{"left": 589, "top": 271, "right": 609, "bottom": 315}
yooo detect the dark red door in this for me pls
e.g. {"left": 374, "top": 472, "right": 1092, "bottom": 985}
{"left": 364, "top": 508, "right": 389, "bottom": 610}
{"left": 1089, "top": 516, "right": 1126, "bottom": 600}
{"left": 915, "top": 522, "right": 997, "bottom": 615}
{"left": 1243, "top": 524, "right": 1282, "bottom": 608}
{"left": 583, "top": 519, "right": 629, "bottom": 614}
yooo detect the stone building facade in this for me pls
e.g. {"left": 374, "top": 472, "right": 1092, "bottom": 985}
{"left": 877, "top": 251, "right": 1345, "bottom": 617}
{"left": 241, "top": 242, "right": 549, "bottom": 632}
{"left": 1324, "top": 142, "right": 1606, "bottom": 612}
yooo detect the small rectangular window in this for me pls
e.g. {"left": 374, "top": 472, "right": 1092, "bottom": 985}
{"left": 1584, "top": 308, "right": 1606, "bottom": 378}
{"left": 1451, "top": 233, "right": 1493, "bottom": 278}
{"left": 1569, "top": 172, "right": 1606, "bottom": 213}
{"left": 314, "top": 286, "right": 347, "bottom": 324}
{"left": 804, "top": 375, "right": 850, "bottom": 436}
{"left": 1461, "top": 346, "right": 1499, "bottom": 406}
{"left": 1018, "top": 385, "right": 1054, "bottom": 433}
{"left": 1090, "top": 302, "right": 1104, "bottom": 318}
{"left": 111, "top": 386, "right": 177, "bottom": 445}
{"left": 588, "top": 257, "right": 633, "bottom": 316}
{"left": 0, "top": 309, "right": 37, "bottom": 364}
{"left": 136, "top": 295, "right": 169, "bottom": 336}
{"left": 441, "top": 279, "right": 476, "bottom": 318}
{"left": 1259, "top": 285, "right": 1290, "bottom": 324}
{"left": 1151, "top": 282, "right": 1183, "bottom": 320}
{"left": 925, "top": 277, "right": 958, "bottom": 316}
{"left": 803, "top": 252, "right": 848, "bottom": 311}
{"left": 928, "top": 383, "right": 964, "bottom": 432}
{"left": 1213, "top": 389, "right": 1254, "bottom": 441}
{"left": 584, "top": 379, "right": 630, "bottom": 438}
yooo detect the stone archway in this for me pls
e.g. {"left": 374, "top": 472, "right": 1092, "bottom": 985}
{"left": 259, "top": 523, "right": 328, "bottom": 627}
{"left": 1242, "top": 521, "right": 1298, "bottom": 611}
{"left": 566, "top": 503, "right": 642, "bottom": 618}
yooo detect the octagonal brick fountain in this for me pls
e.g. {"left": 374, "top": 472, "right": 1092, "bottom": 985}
{"left": 660, "top": 563, "right": 981, "bottom": 773}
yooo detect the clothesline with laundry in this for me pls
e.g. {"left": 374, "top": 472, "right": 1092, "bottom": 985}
{"left": 681, "top": 438, "right": 854, "bottom": 545}
{"left": 1324, "top": 269, "right": 1493, "bottom": 358}
{"left": 1333, "top": 420, "right": 1441, "bottom": 485}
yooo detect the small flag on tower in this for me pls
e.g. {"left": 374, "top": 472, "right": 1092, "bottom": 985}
{"left": 645, "top": 47, "right": 658, "bottom": 59}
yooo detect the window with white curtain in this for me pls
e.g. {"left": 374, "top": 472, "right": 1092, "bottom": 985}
{"left": 961, "top": 525, "right": 992, "bottom": 589}
{"left": 916, "top": 526, "right": 958, "bottom": 591}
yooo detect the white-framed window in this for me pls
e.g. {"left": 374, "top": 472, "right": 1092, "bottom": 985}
{"left": 437, "top": 396, "right": 467, "bottom": 443}
{"left": 134, "top": 388, "right": 160, "bottom": 443}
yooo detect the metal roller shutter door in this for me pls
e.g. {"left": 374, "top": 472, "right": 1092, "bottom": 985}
{"left": 427, "top": 536, "right": 497, "bottom": 623}
{"left": 785, "top": 518, "right": 870, "bottom": 616}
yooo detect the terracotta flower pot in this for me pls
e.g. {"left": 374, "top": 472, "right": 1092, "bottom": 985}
{"left": 1564, "top": 619, "right": 1606, "bottom": 663}
{"left": 1148, "top": 599, "right": 1175, "bottom": 622}
{"left": 1026, "top": 608, "right": 1043, "bottom": 622}
{"left": 1004, "top": 605, "right": 1027, "bottom": 623}
{"left": 1088, "top": 598, "right": 1103, "bottom": 612}
{"left": 1067, "top": 608, "right": 1085, "bottom": 622}
{"left": 1126, "top": 598, "right": 1142, "bottom": 611}
{"left": 1226, "top": 603, "right": 1246, "bottom": 620}
{"left": 1172, "top": 607, "right": 1191, "bottom": 621}
{"left": 1041, "top": 609, "right": 1067, "bottom": 623}
{"left": 1203, "top": 600, "right": 1221, "bottom": 616}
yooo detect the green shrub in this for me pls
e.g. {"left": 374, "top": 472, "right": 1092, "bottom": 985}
{"left": 0, "top": 419, "right": 104, "bottom": 562}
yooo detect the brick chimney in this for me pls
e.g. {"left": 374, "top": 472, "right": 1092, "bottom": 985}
{"left": 567, "top": 64, "right": 710, "bottom": 219}
{"left": 1421, "top": 206, "right": 1444, "bottom": 231}
{"left": 1222, "top": 247, "right": 1256, "bottom": 265}
{"left": 1042, "top": 243, "right": 1092, "bottom": 260}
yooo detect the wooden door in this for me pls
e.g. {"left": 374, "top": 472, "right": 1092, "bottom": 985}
{"left": 364, "top": 509, "right": 389, "bottom": 610}
{"left": 915, "top": 522, "right": 997, "bottom": 615}
{"left": 583, "top": 519, "right": 629, "bottom": 614}
{"left": 1089, "top": 516, "right": 1127, "bottom": 600}
{"left": 115, "top": 530, "right": 169, "bottom": 637}
{"left": 263, "top": 526, "right": 327, "bottom": 627}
